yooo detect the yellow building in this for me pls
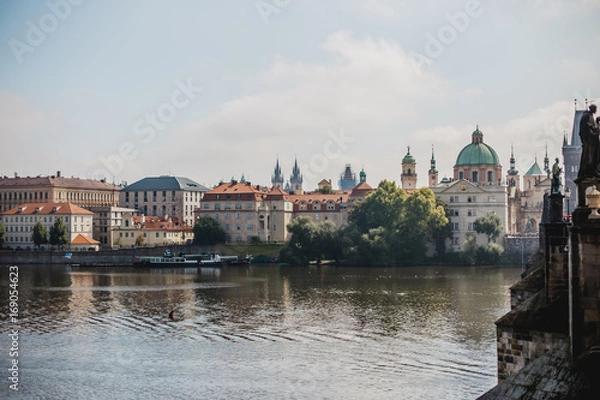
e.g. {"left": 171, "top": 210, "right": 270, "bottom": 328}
{"left": 112, "top": 214, "right": 192, "bottom": 248}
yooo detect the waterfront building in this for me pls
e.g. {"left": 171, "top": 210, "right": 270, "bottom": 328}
{"left": 112, "top": 214, "right": 192, "bottom": 248}
{"left": 0, "top": 171, "right": 120, "bottom": 212}
{"left": 431, "top": 127, "right": 507, "bottom": 252}
{"left": 119, "top": 175, "right": 209, "bottom": 227}
{"left": 0, "top": 202, "right": 99, "bottom": 251}
{"left": 195, "top": 175, "right": 374, "bottom": 243}
{"left": 401, "top": 146, "right": 417, "bottom": 193}
{"left": 89, "top": 206, "right": 140, "bottom": 248}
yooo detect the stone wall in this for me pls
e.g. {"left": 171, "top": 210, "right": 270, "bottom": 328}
{"left": 504, "top": 235, "right": 539, "bottom": 265}
{"left": 497, "top": 326, "right": 569, "bottom": 382}
{"left": 569, "top": 223, "right": 600, "bottom": 358}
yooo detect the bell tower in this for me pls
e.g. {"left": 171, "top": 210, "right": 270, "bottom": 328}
{"left": 401, "top": 146, "right": 417, "bottom": 193}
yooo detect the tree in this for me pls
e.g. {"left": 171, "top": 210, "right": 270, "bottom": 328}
{"left": 280, "top": 218, "right": 341, "bottom": 265}
{"left": 0, "top": 220, "right": 5, "bottom": 248}
{"left": 49, "top": 217, "right": 69, "bottom": 248}
{"left": 135, "top": 234, "right": 145, "bottom": 247}
{"left": 473, "top": 213, "right": 503, "bottom": 243}
{"left": 349, "top": 180, "right": 406, "bottom": 233}
{"left": 347, "top": 183, "right": 449, "bottom": 265}
{"left": 318, "top": 184, "right": 335, "bottom": 194}
{"left": 32, "top": 221, "right": 48, "bottom": 248}
{"left": 193, "top": 216, "right": 226, "bottom": 245}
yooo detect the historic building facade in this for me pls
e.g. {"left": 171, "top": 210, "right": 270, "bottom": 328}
{"left": 0, "top": 171, "right": 120, "bottom": 212}
{"left": 401, "top": 147, "right": 417, "bottom": 193}
{"left": 113, "top": 214, "right": 192, "bottom": 248}
{"left": 0, "top": 202, "right": 98, "bottom": 250}
{"left": 119, "top": 175, "right": 209, "bottom": 227}
{"left": 431, "top": 127, "right": 507, "bottom": 251}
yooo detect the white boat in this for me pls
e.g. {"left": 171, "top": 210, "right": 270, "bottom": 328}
{"left": 133, "top": 251, "right": 198, "bottom": 267}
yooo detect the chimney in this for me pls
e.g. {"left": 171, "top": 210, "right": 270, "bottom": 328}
{"left": 57, "top": 170, "right": 61, "bottom": 178}
{"left": 14, "top": 172, "right": 18, "bottom": 178}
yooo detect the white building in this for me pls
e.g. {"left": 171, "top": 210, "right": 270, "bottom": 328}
{"left": 0, "top": 202, "right": 98, "bottom": 250}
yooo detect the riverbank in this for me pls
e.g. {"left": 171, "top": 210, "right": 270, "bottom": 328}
{"left": 0, "top": 243, "right": 285, "bottom": 266}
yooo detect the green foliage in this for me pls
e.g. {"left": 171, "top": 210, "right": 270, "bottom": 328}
{"left": 135, "top": 234, "right": 145, "bottom": 247}
{"left": 473, "top": 213, "right": 503, "bottom": 243}
{"left": 279, "top": 217, "right": 341, "bottom": 265}
{"left": 347, "top": 183, "right": 449, "bottom": 265}
{"left": 32, "top": 221, "right": 48, "bottom": 248}
{"left": 193, "top": 216, "right": 226, "bottom": 245}
{"left": 0, "top": 221, "right": 5, "bottom": 248}
{"left": 318, "top": 185, "right": 335, "bottom": 194}
{"left": 49, "top": 217, "right": 69, "bottom": 248}
{"left": 461, "top": 233, "right": 504, "bottom": 265}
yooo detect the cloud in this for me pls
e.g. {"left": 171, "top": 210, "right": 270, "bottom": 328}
{"left": 356, "top": 0, "right": 399, "bottom": 19}
{"left": 407, "top": 100, "right": 575, "bottom": 184}
{"left": 162, "top": 31, "right": 453, "bottom": 189}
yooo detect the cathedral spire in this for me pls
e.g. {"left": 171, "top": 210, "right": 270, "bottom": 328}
{"left": 271, "top": 157, "right": 284, "bottom": 188}
{"left": 289, "top": 156, "right": 303, "bottom": 192}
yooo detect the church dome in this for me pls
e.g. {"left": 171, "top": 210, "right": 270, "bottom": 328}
{"left": 455, "top": 127, "right": 500, "bottom": 167}
{"left": 402, "top": 146, "right": 415, "bottom": 164}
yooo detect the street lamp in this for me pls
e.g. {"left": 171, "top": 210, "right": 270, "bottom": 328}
{"left": 565, "top": 187, "right": 571, "bottom": 218}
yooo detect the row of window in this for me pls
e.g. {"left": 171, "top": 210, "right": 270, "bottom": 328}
{"left": 458, "top": 170, "right": 495, "bottom": 183}
{"left": 119, "top": 232, "right": 178, "bottom": 238}
{"left": 449, "top": 222, "right": 480, "bottom": 231}
{"left": 4, "top": 225, "right": 87, "bottom": 233}
{"left": 449, "top": 209, "right": 478, "bottom": 217}
{"left": 1, "top": 215, "right": 84, "bottom": 223}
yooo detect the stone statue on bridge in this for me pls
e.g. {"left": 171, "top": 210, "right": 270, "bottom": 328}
{"left": 551, "top": 157, "right": 562, "bottom": 195}
{"left": 577, "top": 104, "right": 600, "bottom": 179}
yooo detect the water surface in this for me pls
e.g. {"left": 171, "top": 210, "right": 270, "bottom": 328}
{"left": 0, "top": 264, "right": 521, "bottom": 399}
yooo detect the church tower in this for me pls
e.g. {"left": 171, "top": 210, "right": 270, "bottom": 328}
{"left": 506, "top": 144, "right": 520, "bottom": 188}
{"left": 562, "top": 100, "right": 584, "bottom": 207}
{"left": 428, "top": 145, "right": 438, "bottom": 187}
{"left": 401, "top": 146, "right": 417, "bottom": 193}
{"left": 271, "top": 158, "right": 284, "bottom": 188}
{"left": 289, "top": 157, "right": 303, "bottom": 193}
{"left": 359, "top": 168, "right": 367, "bottom": 184}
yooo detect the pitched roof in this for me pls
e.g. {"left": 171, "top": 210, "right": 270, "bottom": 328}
{"left": 203, "top": 181, "right": 266, "bottom": 201}
{"left": 1, "top": 203, "right": 94, "bottom": 216}
{"left": 524, "top": 160, "right": 544, "bottom": 176}
{"left": 289, "top": 192, "right": 350, "bottom": 203}
{"left": 0, "top": 175, "right": 120, "bottom": 191}
{"left": 130, "top": 215, "right": 192, "bottom": 231}
{"left": 122, "top": 176, "right": 209, "bottom": 192}
{"left": 350, "top": 182, "right": 374, "bottom": 196}
{"left": 71, "top": 234, "right": 100, "bottom": 245}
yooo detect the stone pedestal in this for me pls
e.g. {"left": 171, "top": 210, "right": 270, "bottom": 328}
{"left": 543, "top": 222, "right": 569, "bottom": 304}
{"left": 569, "top": 223, "right": 600, "bottom": 359}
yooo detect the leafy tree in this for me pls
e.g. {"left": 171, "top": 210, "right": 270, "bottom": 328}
{"left": 49, "top": 217, "right": 69, "bottom": 248}
{"left": 349, "top": 180, "right": 406, "bottom": 233}
{"left": 473, "top": 213, "right": 503, "bottom": 243}
{"left": 0, "top": 221, "right": 5, "bottom": 248}
{"left": 348, "top": 183, "right": 449, "bottom": 265}
{"left": 135, "top": 234, "right": 145, "bottom": 247}
{"left": 193, "top": 216, "right": 226, "bottom": 245}
{"left": 461, "top": 234, "right": 478, "bottom": 265}
{"left": 32, "top": 221, "right": 48, "bottom": 248}
{"left": 280, "top": 218, "right": 341, "bottom": 265}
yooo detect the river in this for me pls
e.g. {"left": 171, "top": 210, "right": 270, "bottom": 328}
{"left": 0, "top": 264, "right": 521, "bottom": 399}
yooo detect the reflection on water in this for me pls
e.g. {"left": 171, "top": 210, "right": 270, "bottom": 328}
{"left": 0, "top": 264, "right": 520, "bottom": 399}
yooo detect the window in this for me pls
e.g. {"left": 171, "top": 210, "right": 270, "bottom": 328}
{"left": 247, "top": 224, "right": 254, "bottom": 230}
{"left": 451, "top": 222, "right": 459, "bottom": 231}
{"left": 468, "top": 222, "right": 474, "bottom": 230}
{"left": 203, "top": 203, "right": 209, "bottom": 209}
{"left": 487, "top": 171, "right": 493, "bottom": 182}
{"left": 459, "top": 171, "right": 464, "bottom": 180}
{"left": 472, "top": 171, "right": 478, "bottom": 182}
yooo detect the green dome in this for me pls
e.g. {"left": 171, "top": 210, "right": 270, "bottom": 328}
{"left": 402, "top": 146, "right": 415, "bottom": 164}
{"left": 455, "top": 128, "right": 500, "bottom": 166}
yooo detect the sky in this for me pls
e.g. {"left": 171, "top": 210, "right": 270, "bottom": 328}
{"left": 1, "top": 0, "right": 599, "bottom": 190}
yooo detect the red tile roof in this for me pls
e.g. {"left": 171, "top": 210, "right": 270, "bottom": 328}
{"left": 0, "top": 202, "right": 94, "bottom": 216}
{"left": 130, "top": 215, "right": 192, "bottom": 231}
{"left": 71, "top": 234, "right": 100, "bottom": 245}
{"left": 203, "top": 182, "right": 266, "bottom": 201}
{"left": 0, "top": 175, "right": 120, "bottom": 191}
